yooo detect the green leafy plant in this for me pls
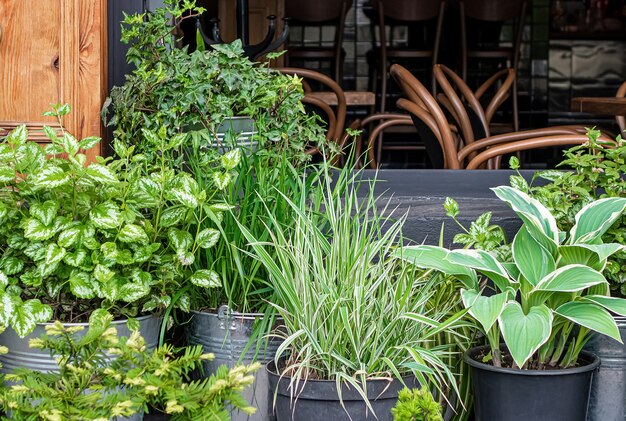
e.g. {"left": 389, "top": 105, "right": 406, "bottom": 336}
{"left": 520, "top": 129, "right": 626, "bottom": 297}
{"left": 392, "top": 388, "right": 444, "bottom": 421}
{"left": 240, "top": 165, "right": 472, "bottom": 415}
{"left": 0, "top": 310, "right": 259, "bottom": 420}
{"left": 398, "top": 186, "right": 626, "bottom": 369}
{"left": 104, "top": 0, "right": 329, "bottom": 169}
{"left": 0, "top": 106, "right": 232, "bottom": 337}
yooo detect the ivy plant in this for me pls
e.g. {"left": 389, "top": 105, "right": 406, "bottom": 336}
{"left": 104, "top": 0, "right": 329, "bottom": 170}
{"left": 0, "top": 105, "right": 235, "bottom": 337}
{"left": 0, "top": 310, "right": 259, "bottom": 420}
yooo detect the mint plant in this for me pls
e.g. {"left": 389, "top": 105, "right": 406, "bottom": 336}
{"left": 0, "top": 310, "right": 259, "bottom": 420}
{"left": 0, "top": 105, "right": 234, "bottom": 337}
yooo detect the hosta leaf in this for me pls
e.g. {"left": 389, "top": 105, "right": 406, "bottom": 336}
{"left": 160, "top": 206, "right": 187, "bottom": 227}
{"left": 569, "top": 198, "right": 626, "bottom": 245}
{"left": 85, "top": 164, "right": 118, "bottom": 184}
{"left": 119, "top": 283, "right": 150, "bottom": 302}
{"left": 580, "top": 295, "right": 626, "bottom": 317}
{"left": 0, "top": 165, "right": 16, "bottom": 183}
{"left": 23, "top": 218, "right": 55, "bottom": 241}
{"left": 90, "top": 202, "right": 121, "bottom": 229}
{"left": 499, "top": 302, "right": 553, "bottom": 368}
{"left": 45, "top": 243, "right": 66, "bottom": 265}
{"left": 58, "top": 227, "right": 82, "bottom": 248}
{"left": 394, "top": 246, "right": 478, "bottom": 289}
{"left": 197, "top": 228, "right": 220, "bottom": 249}
{"left": 190, "top": 270, "right": 221, "bottom": 288}
{"left": 168, "top": 228, "right": 193, "bottom": 251}
{"left": 32, "top": 166, "right": 71, "bottom": 189}
{"left": 69, "top": 272, "right": 96, "bottom": 299}
{"left": 556, "top": 301, "right": 621, "bottom": 343}
{"left": 461, "top": 289, "right": 508, "bottom": 333}
{"left": 213, "top": 172, "right": 231, "bottom": 190}
{"left": 534, "top": 264, "right": 606, "bottom": 293}
{"left": 118, "top": 224, "right": 149, "bottom": 243}
{"left": 447, "top": 249, "right": 511, "bottom": 292}
{"left": 512, "top": 226, "right": 555, "bottom": 287}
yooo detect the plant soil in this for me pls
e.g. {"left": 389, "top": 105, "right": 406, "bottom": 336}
{"left": 473, "top": 348, "right": 582, "bottom": 370}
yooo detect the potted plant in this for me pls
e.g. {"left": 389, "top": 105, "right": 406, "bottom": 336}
{"left": 397, "top": 185, "right": 626, "bottom": 421}
{"left": 508, "top": 130, "right": 626, "bottom": 420}
{"left": 104, "top": 0, "right": 328, "bottom": 165}
{"left": 0, "top": 309, "right": 260, "bottom": 420}
{"left": 241, "top": 166, "right": 473, "bottom": 420}
{"left": 0, "top": 105, "right": 229, "bottom": 371}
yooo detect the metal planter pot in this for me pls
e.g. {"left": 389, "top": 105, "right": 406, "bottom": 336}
{"left": 214, "top": 116, "right": 258, "bottom": 154}
{"left": 585, "top": 316, "right": 626, "bottom": 421}
{"left": 267, "top": 360, "right": 419, "bottom": 421}
{"left": 465, "top": 345, "right": 599, "bottom": 421}
{"left": 186, "top": 307, "right": 282, "bottom": 421}
{"left": 0, "top": 315, "right": 162, "bottom": 421}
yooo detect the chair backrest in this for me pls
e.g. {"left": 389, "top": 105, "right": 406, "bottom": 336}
{"left": 462, "top": 0, "right": 525, "bottom": 22}
{"left": 371, "top": 0, "right": 442, "bottom": 23}
{"left": 276, "top": 67, "right": 347, "bottom": 155}
{"left": 390, "top": 64, "right": 461, "bottom": 169}
{"left": 617, "top": 81, "right": 626, "bottom": 134}
{"left": 286, "top": 0, "right": 353, "bottom": 24}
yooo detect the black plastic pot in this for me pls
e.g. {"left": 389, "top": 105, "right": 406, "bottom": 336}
{"left": 464, "top": 345, "right": 600, "bottom": 421}
{"left": 267, "top": 361, "right": 418, "bottom": 420}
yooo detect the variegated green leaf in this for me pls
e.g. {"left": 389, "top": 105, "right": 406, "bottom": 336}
{"left": 118, "top": 224, "right": 149, "bottom": 243}
{"left": 45, "top": 243, "right": 66, "bottom": 265}
{"left": 534, "top": 264, "right": 606, "bottom": 292}
{"left": 499, "top": 302, "right": 553, "bottom": 368}
{"left": 0, "top": 165, "right": 16, "bottom": 183}
{"left": 89, "top": 202, "right": 121, "bottom": 229}
{"left": 119, "top": 282, "right": 150, "bottom": 302}
{"left": 213, "top": 172, "right": 231, "bottom": 190}
{"left": 23, "top": 219, "right": 55, "bottom": 241}
{"left": 94, "top": 264, "right": 115, "bottom": 283}
{"left": 32, "top": 166, "right": 71, "bottom": 189}
{"left": 13, "top": 299, "right": 53, "bottom": 338}
{"left": 69, "top": 272, "right": 96, "bottom": 299}
{"left": 513, "top": 226, "right": 555, "bottom": 287}
{"left": 556, "top": 301, "right": 621, "bottom": 343}
{"left": 461, "top": 289, "right": 508, "bottom": 333}
{"left": 447, "top": 249, "right": 512, "bottom": 292}
{"left": 0, "top": 293, "right": 20, "bottom": 325}
{"left": 160, "top": 206, "right": 187, "bottom": 227}
{"left": 85, "top": 164, "right": 118, "bottom": 184}
{"left": 58, "top": 227, "right": 82, "bottom": 248}
{"left": 2, "top": 257, "right": 24, "bottom": 275}
{"left": 580, "top": 295, "right": 626, "bottom": 317}
{"left": 569, "top": 198, "right": 626, "bottom": 245}
{"left": 197, "top": 228, "right": 220, "bottom": 249}
{"left": 168, "top": 228, "right": 193, "bottom": 251}
{"left": 64, "top": 250, "right": 87, "bottom": 267}
{"left": 0, "top": 272, "right": 8, "bottom": 289}
{"left": 190, "top": 270, "right": 221, "bottom": 288}
{"left": 221, "top": 148, "right": 241, "bottom": 170}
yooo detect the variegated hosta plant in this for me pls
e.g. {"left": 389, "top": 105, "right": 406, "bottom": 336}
{"left": 0, "top": 105, "right": 236, "bottom": 337}
{"left": 397, "top": 185, "right": 626, "bottom": 370}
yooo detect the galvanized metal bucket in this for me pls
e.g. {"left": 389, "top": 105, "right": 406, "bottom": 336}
{"left": 186, "top": 306, "right": 282, "bottom": 421}
{"left": 0, "top": 315, "right": 162, "bottom": 421}
{"left": 585, "top": 316, "right": 626, "bottom": 421}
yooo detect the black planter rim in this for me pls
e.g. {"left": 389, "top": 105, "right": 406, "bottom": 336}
{"left": 266, "top": 360, "right": 418, "bottom": 401}
{"left": 464, "top": 344, "right": 600, "bottom": 376}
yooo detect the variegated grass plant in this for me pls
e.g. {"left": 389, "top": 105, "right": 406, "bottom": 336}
{"left": 240, "top": 166, "right": 473, "bottom": 416}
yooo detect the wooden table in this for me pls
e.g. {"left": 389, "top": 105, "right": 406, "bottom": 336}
{"left": 571, "top": 97, "right": 626, "bottom": 116}
{"left": 307, "top": 91, "right": 376, "bottom": 107}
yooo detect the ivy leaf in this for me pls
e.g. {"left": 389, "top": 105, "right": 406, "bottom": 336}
{"left": 90, "top": 202, "right": 121, "bottom": 229}
{"left": 190, "top": 270, "right": 221, "bottom": 288}
{"left": 118, "top": 224, "right": 149, "bottom": 243}
{"left": 197, "top": 228, "right": 220, "bottom": 249}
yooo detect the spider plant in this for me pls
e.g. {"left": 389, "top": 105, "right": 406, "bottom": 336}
{"left": 239, "top": 165, "right": 473, "bottom": 416}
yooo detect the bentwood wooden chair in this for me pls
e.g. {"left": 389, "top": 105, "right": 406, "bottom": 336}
{"left": 385, "top": 64, "right": 604, "bottom": 170}
{"left": 284, "top": 0, "right": 353, "bottom": 84}
{"left": 616, "top": 81, "right": 626, "bottom": 134}
{"left": 277, "top": 67, "right": 347, "bottom": 157}
{"left": 367, "top": 0, "right": 446, "bottom": 112}
{"left": 461, "top": 0, "right": 527, "bottom": 132}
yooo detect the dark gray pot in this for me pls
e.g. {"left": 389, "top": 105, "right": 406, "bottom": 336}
{"left": 186, "top": 307, "right": 282, "bottom": 421}
{"left": 267, "top": 360, "right": 419, "bottom": 421}
{"left": 585, "top": 316, "right": 626, "bottom": 421}
{"left": 465, "top": 345, "right": 599, "bottom": 421}
{"left": 0, "top": 315, "right": 161, "bottom": 421}
{"left": 213, "top": 117, "right": 258, "bottom": 154}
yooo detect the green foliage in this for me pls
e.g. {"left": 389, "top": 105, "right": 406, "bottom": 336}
{"left": 398, "top": 186, "right": 626, "bottom": 370}
{"left": 0, "top": 107, "right": 230, "bottom": 337}
{"left": 240, "top": 165, "right": 473, "bottom": 416}
{"left": 392, "top": 388, "right": 443, "bottom": 421}
{"left": 525, "top": 129, "right": 626, "bottom": 297}
{"left": 104, "top": 0, "right": 329, "bottom": 169}
{"left": 0, "top": 311, "right": 259, "bottom": 420}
